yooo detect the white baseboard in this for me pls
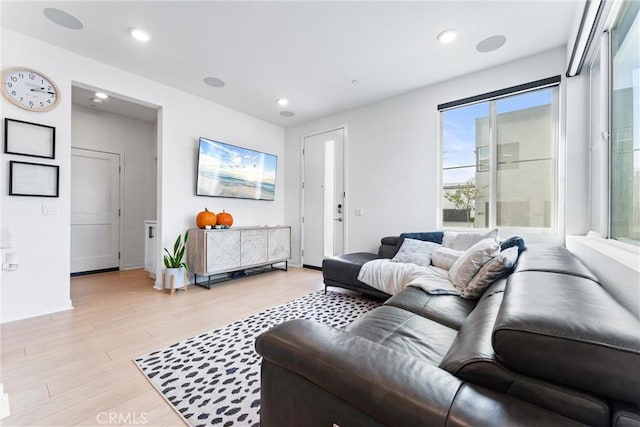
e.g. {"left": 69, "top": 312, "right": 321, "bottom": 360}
{"left": 0, "top": 299, "right": 73, "bottom": 324}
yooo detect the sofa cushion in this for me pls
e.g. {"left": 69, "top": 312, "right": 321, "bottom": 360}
{"left": 431, "top": 247, "right": 464, "bottom": 270}
{"left": 493, "top": 271, "right": 640, "bottom": 405}
{"left": 391, "top": 239, "right": 440, "bottom": 267}
{"left": 513, "top": 244, "right": 598, "bottom": 282}
{"left": 384, "top": 287, "right": 476, "bottom": 330}
{"left": 322, "top": 252, "right": 390, "bottom": 298}
{"left": 442, "top": 228, "right": 498, "bottom": 251}
{"left": 461, "top": 247, "right": 518, "bottom": 300}
{"left": 345, "top": 305, "right": 457, "bottom": 365}
{"left": 449, "top": 238, "right": 500, "bottom": 290}
{"left": 440, "top": 291, "right": 610, "bottom": 426}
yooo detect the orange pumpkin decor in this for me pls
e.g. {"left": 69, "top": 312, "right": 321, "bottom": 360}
{"left": 196, "top": 208, "right": 217, "bottom": 229}
{"left": 217, "top": 210, "right": 234, "bottom": 227}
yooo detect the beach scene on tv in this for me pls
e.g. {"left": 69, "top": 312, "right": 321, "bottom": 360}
{"left": 197, "top": 138, "right": 277, "bottom": 201}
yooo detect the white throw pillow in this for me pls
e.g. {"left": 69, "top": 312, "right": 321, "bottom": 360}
{"left": 442, "top": 228, "right": 499, "bottom": 251}
{"left": 448, "top": 238, "right": 500, "bottom": 290}
{"left": 431, "top": 247, "right": 464, "bottom": 271}
{"left": 461, "top": 247, "right": 519, "bottom": 300}
{"left": 391, "top": 238, "right": 441, "bottom": 267}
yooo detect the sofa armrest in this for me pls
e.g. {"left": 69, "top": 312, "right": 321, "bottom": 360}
{"left": 256, "top": 319, "right": 462, "bottom": 426}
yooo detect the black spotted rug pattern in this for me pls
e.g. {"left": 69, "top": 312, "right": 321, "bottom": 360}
{"left": 134, "top": 290, "right": 382, "bottom": 427}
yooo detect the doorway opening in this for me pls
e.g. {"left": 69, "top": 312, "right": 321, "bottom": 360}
{"left": 302, "top": 127, "right": 346, "bottom": 269}
{"left": 70, "top": 85, "right": 159, "bottom": 278}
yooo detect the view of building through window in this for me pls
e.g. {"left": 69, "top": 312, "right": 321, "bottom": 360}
{"left": 441, "top": 88, "right": 556, "bottom": 229}
{"left": 610, "top": 0, "right": 639, "bottom": 246}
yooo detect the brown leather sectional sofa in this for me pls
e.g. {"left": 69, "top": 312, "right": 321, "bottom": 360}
{"left": 256, "top": 240, "right": 640, "bottom": 426}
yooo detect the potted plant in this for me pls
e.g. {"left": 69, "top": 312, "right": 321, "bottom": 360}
{"left": 163, "top": 231, "right": 189, "bottom": 293}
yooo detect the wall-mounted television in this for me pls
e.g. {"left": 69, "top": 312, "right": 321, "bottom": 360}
{"left": 196, "top": 137, "right": 277, "bottom": 201}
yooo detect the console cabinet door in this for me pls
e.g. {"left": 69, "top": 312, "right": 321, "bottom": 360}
{"left": 268, "top": 227, "right": 291, "bottom": 262}
{"left": 206, "top": 230, "right": 241, "bottom": 274}
{"left": 241, "top": 229, "right": 268, "bottom": 267}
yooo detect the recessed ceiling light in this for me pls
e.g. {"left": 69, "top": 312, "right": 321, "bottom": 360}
{"left": 280, "top": 111, "right": 295, "bottom": 117}
{"left": 476, "top": 35, "right": 507, "bottom": 53}
{"left": 437, "top": 29, "right": 457, "bottom": 44}
{"left": 277, "top": 98, "right": 289, "bottom": 107}
{"left": 204, "top": 77, "right": 226, "bottom": 88}
{"left": 130, "top": 28, "right": 151, "bottom": 42}
{"left": 43, "top": 8, "right": 83, "bottom": 30}
{"left": 94, "top": 92, "right": 108, "bottom": 100}
{"left": 91, "top": 98, "right": 103, "bottom": 104}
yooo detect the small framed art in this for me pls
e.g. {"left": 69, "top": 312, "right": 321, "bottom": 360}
{"left": 9, "top": 161, "right": 59, "bottom": 197}
{"left": 4, "top": 118, "right": 56, "bottom": 159}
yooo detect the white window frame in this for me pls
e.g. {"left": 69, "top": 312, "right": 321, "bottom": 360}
{"left": 438, "top": 84, "right": 560, "bottom": 236}
{"left": 585, "top": 0, "right": 640, "bottom": 254}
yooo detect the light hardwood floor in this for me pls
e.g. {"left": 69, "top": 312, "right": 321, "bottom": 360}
{"left": 1, "top": 267, "right": 324, "bottom": 426}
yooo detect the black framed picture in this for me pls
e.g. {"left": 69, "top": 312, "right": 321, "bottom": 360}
{"left": 4, "top": 118, "right": 56, "bottom": 159}
{"left": 9, "top": 161, "right": 59, "bottom": 197}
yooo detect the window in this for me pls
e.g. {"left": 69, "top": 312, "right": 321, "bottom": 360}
{"left": 588, "top": 1, "right": 639, "bottom": 247}
{"left": 440, "top": 84, "right": 559, "bottom": 230}
{"left": 610, "top": 0, "right": 639, "bottom": 246}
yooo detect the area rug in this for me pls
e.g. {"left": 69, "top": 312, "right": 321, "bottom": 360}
{"left": 134, "top": 290, "right": 382, "bottom": 427}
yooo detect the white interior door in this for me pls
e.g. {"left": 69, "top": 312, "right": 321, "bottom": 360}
{"left": 71, "top": 148, "right": 120, "bottom": 274}
{"left": 303, "top": 128, "right": 345, "bottom": 268}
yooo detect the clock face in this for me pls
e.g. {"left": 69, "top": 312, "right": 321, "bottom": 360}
{"left": 2, "top": 67, "right": 60, "bottom": 112}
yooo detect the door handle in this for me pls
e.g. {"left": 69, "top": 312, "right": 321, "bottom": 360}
{"left": 333, "top": 217, "right": 343, "bottom": 222}
{"left": 148, "top": 226, "right": 154, "bottom": 238}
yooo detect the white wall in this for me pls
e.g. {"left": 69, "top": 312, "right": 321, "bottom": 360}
{"left": 285, "top": 47, "right": 588, "bottom": 265}
{"left": 71, "top": 105, "right": 157, "bottom": 270}
{"left": 1, "top": 29, "right": 285, "bottom": 323}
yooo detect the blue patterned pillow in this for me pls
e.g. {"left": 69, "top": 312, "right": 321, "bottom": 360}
{"left": 500, "top": 236, "right": 526, "bottom": 254}
{"left": 399, "top": 231, "right": 443, "bottom": 245}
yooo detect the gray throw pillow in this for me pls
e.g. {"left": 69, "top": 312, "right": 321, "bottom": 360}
{"left": 391, "top": 238, "right": 441, "bottom": 267}
{"left": 448, "top": 238, "right": 500, "bottom": 290}
{"left": 431, "top": 247, "right": 464, "bottom": 270}
{"left": 461, "top": 247, "right": 519, "bottom": 300}
{"left": 442, "top": 228, "right": 498, "bottom": 251}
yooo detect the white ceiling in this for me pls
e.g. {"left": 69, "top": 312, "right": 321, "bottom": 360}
{"left": 1, "top": 1, "right": 581, "bottom": 127}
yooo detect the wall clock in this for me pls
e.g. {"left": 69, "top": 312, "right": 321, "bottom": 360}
{"left": 1, "top": 67, "right": 60, "bottom": 112}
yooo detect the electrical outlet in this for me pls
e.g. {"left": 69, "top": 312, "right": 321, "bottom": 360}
{"left": 42, "top": 202, "right": 60, "bottom": 215}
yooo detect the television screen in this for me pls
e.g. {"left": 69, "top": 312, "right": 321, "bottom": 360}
{"left": 196, "top": 137, "right": 277, "bottom": 201}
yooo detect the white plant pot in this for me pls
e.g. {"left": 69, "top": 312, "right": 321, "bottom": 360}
{"left": 164, "top": 267, "right": 186, "bottom": 290}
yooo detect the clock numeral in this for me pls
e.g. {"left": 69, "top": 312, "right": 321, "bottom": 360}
{"left": 50, "top": 94, "right": 55, "bottom": 99}
{"left": 18, "top": 73, "right": 24, "bottom": 79}
{"left": 28, "top": 101, "right": 34, "bottom": 107}
{"left": 39, "top": 102, "right": 44, "bottom": 107}
{"left": 19, "top": 97, "right": 23, "bottom": 102}
{"left": 29, "top": 73, "right": 35, "bottom": 80}
{"left": 10, "top": 76, "right": 17, "bottom": 83}
{"left": 11, "top": 90, "right": 16, "bottom": 96}
{"left": 47, "top": 100, "right": 51, "bottom": 104}
{"left": 6, "top": 82, "right": 12, "bottom": 88}
{"left": 47, "top": 86, "right": 52, "bottom": 90}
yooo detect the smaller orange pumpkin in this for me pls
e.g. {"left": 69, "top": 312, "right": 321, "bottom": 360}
{"left": 217, "top": 210, "right": 234, "bottom": 227}
{"left": 196, "top": 208, "right": 217, "bottom": 229}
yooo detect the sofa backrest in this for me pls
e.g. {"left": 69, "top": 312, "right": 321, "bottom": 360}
{"left": 493, "top": 269, "right": 640, "bottom": 406}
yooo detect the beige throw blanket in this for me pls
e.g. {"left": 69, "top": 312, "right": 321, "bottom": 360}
{"left": 357, "top": 259, "right": 461, "bottom": 296}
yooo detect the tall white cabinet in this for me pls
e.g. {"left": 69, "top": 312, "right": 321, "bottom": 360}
{"left": 187, "top": 226, "right": 291, "bottom": 288}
